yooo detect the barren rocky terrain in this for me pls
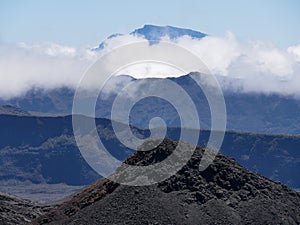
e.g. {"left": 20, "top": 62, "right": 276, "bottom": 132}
{"left": 34, "top": 139, "right": 300, "bottom": 225}
{"left": 0, "top": 192, "right": 53, "bottom": 225}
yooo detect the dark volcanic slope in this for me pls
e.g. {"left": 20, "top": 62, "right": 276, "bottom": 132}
{"left": 0, "top": 192, "right": 53, "bottom": 225}
{"left": 35, "top": 139, "right": 300, "bottom": 225}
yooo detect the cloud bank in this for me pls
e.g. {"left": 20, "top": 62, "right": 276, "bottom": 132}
{"left": 0, "top": 31, "right": 300, "bottom": 99}
{"left": 0, "top": 41, "right": 98, "bottom": 99}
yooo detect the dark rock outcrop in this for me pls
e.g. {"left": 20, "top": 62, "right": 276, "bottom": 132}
{"left": 0, "top": 192, "right": 53, "bottom": 225}
{"left": 34, "top": 139, "right": 300, "bottom": 225}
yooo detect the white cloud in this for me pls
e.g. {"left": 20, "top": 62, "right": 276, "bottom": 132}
{"left": 287, "top": 44, "right": 300, "bottom": 62}
{"left": 0, "top": 41, "right": 97, "bottom": 99}
{"left": 174, "top": 32, "right": 241, "bottom": 76}
{"left": 19, "top": 42, "right": 78, "bottom": 57}
{"left": 110, "top": 32, "right": 300, "bottom": 96}
{"left": 0, "top": 31, "right": 300, "bottom": 99}
{"left": 117, "top": 62, "right": 185, "bottom": 79}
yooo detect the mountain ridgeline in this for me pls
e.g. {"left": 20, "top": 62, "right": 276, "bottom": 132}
{"left": 0, "top": 114, "right": 299, "bottom": 192}
{"left": 1, "top": 74, "right": 300, "bottom": 134}
{"left": 96, "top": 24, "right": 207, "bottom": 49}
{"left": 1, "top": 24, "right": 299, "bottom": 134}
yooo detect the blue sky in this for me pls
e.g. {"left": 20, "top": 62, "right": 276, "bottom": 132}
{"left": 0, "top": 0, "right": 299, "bottom": 47}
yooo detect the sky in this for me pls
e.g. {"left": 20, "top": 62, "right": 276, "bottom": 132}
{"left": 0, "top": 0, "right": 300, "bottom": 99}
{"left": 1, "top": 0, "right": 300, "bottom": 47}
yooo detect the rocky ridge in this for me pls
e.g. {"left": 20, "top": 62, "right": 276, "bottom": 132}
{"left": 0, "top": 192, "right": 53, "bottom": 225}
{"left": 34, "top": 139, "right": 300, "bottom": 225}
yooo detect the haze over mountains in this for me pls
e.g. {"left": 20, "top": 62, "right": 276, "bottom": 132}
{"left": 1, "top": 73, "right": 300, "bottom": 134}
{"left": 1, "top": 24, "right": 300, "bottom": 99}
{"left": 1, "top": 25, "right": 300, "bottom": 135}
{"left": 0, "top": 25, "right": 299, "bottom": 198}
{"left": 0, "top": 113, "right": 299, "bottom": 203}
{"left": 0, "top": 24, "right": 299, "bottom": 224}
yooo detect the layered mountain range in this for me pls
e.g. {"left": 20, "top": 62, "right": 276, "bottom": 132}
{"left": 0, "top": 25, "right": 299, "bottom": 224}
{"left": 0, "top": 113, "right": 299, "bottom": 203}
{"left": 1, "top": 74, "right": 300, "bottom": 134}
{"left": 1, "top": 25, "right": 300, "bottom": 134}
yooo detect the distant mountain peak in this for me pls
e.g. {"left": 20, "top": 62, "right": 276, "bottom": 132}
{"left": 131, "top": 24, "right": 207, "bottom": 41}
{"left": 96, "top": 24, "right": 207, "bottom": 50}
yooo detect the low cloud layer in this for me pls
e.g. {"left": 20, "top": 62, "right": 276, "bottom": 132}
{"left": 0, "top": 41, "right": 98, "bottom": 99}
{"left": 0, "top": 31, "right": 300, "bottom": 99}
